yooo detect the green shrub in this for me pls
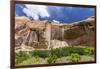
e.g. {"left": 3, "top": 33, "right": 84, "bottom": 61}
{"left": 30, "top": 47, "right": 94, "bottom": 59}
{"left": 18, "top": 55, "right": 41, "bottom": 65}
{"left": 15, "top": 51, "right": 30, "bottom": 65}
{"left": 15, "top": 47, "right": 94, "bottom": 65}
{"left": 35, "top": 55, "right": 40, "bottom": 60}
{"left": 53, "top": 48, "right": 65, "bottom": 58}
{"left": 68, "top": 47, "right": 85, "bottom": 55}
{"left": 32, "top": 55, "right": 41, "bottom": 63}
{"left": 69, "top": 53, "right": 81, "bottom": 62}
{"left": 84, "top": 47, "right": 94, "bottom": 55}
{"left": 30, "top": 50, "right": 49, "bottom": 58}
{"left": 58, "top": 47, "right": 88, "bottom": 56}
{"left": 47, "top": 53, "right": 57, "bottom": 64}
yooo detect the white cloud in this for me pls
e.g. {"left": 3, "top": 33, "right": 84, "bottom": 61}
{"left": 53, "top": 20, "right": 60, "bottom": 23}
{"left": 23, "top": 4, "right": 50, "bottom": 20}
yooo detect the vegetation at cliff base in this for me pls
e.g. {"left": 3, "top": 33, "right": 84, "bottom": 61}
{"left": 15, "top": 46, "right": 95, "bottom": 66}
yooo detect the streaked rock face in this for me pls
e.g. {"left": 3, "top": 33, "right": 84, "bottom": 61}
{"left": 15, "top": 16, "right": 95, "bottom": 50}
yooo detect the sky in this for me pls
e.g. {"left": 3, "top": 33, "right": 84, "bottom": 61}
{"left": 15, "top": 4, "right": 95, "bottom": 23}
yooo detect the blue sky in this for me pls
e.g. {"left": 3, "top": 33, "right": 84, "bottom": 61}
{"left": 15, "top": 4, "right": 95, "bottom": 23}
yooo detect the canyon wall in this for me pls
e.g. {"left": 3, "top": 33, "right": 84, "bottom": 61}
{"left": 15, "top": 16, "right": 95, "bottom": 50}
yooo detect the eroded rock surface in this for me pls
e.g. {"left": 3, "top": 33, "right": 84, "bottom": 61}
{"left": 15, "top": 16, "right": 95, "bottom": 50}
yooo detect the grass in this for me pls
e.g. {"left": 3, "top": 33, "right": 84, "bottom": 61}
{"left": 17, "top": 55, "right": 94, "bottom": 66}
{"left": 15, "top": 46, "right": 95, "bottom": 66}
{"left": 18, "top": 56, "right": 46, "bottom": 65}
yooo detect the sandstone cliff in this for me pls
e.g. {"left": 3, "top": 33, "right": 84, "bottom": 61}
{"left": 15, "top": 16, "right": 95, "bottom": 50}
